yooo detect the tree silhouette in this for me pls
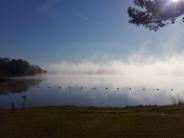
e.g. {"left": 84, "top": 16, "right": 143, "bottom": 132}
{"left": 0, "top": 58, "right": 46, "bottom": 77}
{"left": 128, "top": 0, "right": 184, "bottom": 31}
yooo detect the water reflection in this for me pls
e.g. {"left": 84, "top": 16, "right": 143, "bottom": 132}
{"left": 0, "top": 75, "right": 183, "bottom": 108}
{"left": 0, "top": 78, "right": 43, "bottom": 95}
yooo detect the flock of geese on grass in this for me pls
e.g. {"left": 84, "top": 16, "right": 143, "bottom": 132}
{"left": 36, "top": 86, "right": 174, "bottom": 92}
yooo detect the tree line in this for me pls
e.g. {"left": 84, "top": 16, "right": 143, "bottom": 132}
{"left": 0, "top": 58, "right": 46, "bottom": 78}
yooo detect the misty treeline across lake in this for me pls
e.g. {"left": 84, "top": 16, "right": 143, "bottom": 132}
{"left": 0, "top": 58, "right": 46, "bottom": 78}
{"left": 1, "top": 57, "right": 184, "bottom": 108}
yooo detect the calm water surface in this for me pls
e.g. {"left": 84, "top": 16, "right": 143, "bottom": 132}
{"left": 0, "top": 74, "right": 183, "bottom": 108}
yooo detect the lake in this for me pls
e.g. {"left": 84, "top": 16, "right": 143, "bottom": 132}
{"left": 0, "top": 74, "right": 183, "bottom": 108}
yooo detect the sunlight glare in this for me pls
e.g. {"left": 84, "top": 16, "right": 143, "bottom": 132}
{"left": 172, "top": 0, "right": 180, "bottom": 3}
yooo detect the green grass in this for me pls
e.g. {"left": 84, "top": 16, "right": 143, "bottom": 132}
{"left": 1, "top": 105, "right": 184, "bottom": 138}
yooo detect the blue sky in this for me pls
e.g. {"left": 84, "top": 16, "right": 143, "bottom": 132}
{"left": 0, "top": 0, "right": 183, "bottom": 65}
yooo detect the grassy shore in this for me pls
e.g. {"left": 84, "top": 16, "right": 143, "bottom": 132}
{"left": 1, "top": 105, "right": 184, "bottom": 138}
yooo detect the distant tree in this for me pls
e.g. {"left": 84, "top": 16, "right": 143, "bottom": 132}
{"left": 0, "top": 58, "right": 46, "bottom": 78}
{"left": 128, "top": 0, "right": 184, "bottom": 31}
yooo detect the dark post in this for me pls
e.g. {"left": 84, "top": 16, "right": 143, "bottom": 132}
{"left": 11, "top": 102, "right": 14, "bottom": 113}
{"left": 22, "top": 96, "right": 26, "bottom": 110}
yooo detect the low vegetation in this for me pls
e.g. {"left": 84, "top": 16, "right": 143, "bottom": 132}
{"left": 1, "top": 105, "right": 184, "bottom": 138}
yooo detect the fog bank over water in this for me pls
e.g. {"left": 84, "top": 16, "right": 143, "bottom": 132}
{"left": 2, "top": 53, "right": 184, "bottom": 108}
{"left": 1, "top": 72, "right": 184, "bottom": 108}
{"left": 37, "top": 74, "right": 183, "bottom": 107}
{"left": 45, "top": 54, "right": 184, "bottom": 90}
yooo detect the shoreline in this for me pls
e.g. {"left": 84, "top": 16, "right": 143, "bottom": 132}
{"left": 1, "top": 104, "right": 183, "bottom": 110}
